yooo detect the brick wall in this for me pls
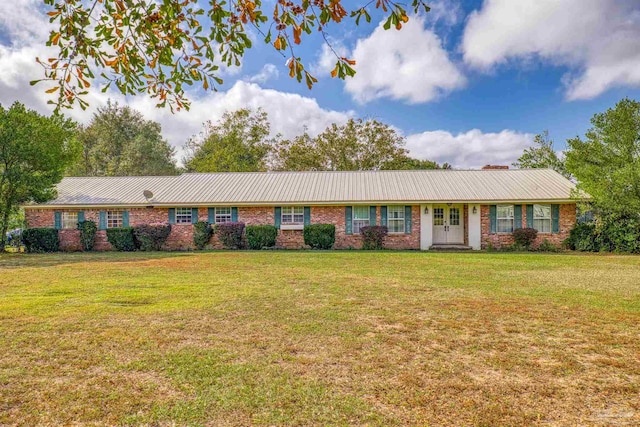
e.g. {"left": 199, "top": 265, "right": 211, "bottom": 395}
{"left": 480, "top": 203, "right": 576, "bottom": 249}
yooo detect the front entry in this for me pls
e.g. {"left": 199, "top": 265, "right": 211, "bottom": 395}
{"left": 433, "top": 204, "right": 464, "bottom": 244}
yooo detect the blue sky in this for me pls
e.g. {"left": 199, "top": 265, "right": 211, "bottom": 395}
{"left": 1, "top": 0, "right": 639, "bottom": 168}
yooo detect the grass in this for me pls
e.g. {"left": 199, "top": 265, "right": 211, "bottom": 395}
{"left": 0, "top": 251, "right": 639, "bottom": 426}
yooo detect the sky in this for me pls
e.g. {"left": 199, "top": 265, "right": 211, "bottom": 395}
{"left": 1, "top": 0, "right": 639, "bottom": 169}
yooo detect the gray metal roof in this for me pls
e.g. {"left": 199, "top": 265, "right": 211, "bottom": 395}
{"left": 32, "top": 169, "right": 577, "bottom": 207}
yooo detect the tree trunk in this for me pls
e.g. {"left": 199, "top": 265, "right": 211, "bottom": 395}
{"left": 0, "top": 203, "right": 10, "bottom": 250}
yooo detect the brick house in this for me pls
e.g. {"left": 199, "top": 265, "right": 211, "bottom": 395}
{"left": 23, "top": 168, "right": 578, "bottom": 251}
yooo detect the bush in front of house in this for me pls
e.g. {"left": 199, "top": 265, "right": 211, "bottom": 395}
{"left": 360, "top": 225, "right": 388, "bottom": 250}
{"left": 22, "top": 228, "right": 59, "bottom": 253}
{"left": 564, "top": 222, "right": 599, "bottom": 252}
{"left": 193, "top": 221, "right": 213, "bottom": 250}
{"left": 215, "top": 222, "right": 245, "bottom": 249}
{"left": 133, "top": 223, "right": 171, "bottom": 251}
{"left": 106, "top": 227, "right": 136, "bottom": 251}
{"left": 77, "top": 220, "right": 97, "bottom": 251}
{"left": 303, "top": 224, "right": 335, "bottom": 249}
{"left": 246, "top": 225, "right": 278, "bottom": 250}
{"left": 594, "top": 214, "right": 640, "bottom": 253}
{"left": 513, "top": 227, "right": 538, "bottom": 250}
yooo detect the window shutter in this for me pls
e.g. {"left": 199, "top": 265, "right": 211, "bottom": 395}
{"left": 381, "top": 206, "right": 388, "bottom": 227}
{"left": 489, "top": 205, "right": 497, "bottom": 234}
{"left": 168, "top": 208, "right": 176, "bottom": 224}
{"left": 77, "top": 211, "right": 85, "bottom": 224}
{"left": 54, "top": 211, "right": 62, "bottom": 230}
{"left": 122, "top": 210, "right": 130, "bottom": 227}
{"left": 274, "top": 207, "right": 281, "bottom": 229}
{"left": 191, "top": 208, "right": 198, "bottom": 224}
{"left": 526, "top": 204, "right": 534, "bottom": 228}
{"left": 345, "top": 206, "right": 353, "bottom": 235}
{"left": 208, "top": 207, "right": 215, "bottom": 224}
{"left": 232, "top": 207, "right": 238, "bottom": 222}
{"left": 552, "top": 204, "right": 560, "bottom": 233}
{"left": 404, "top": 206, "right": 412, "bottom": 234}
{"left": 369, "top": 206, "right": 377, "bottom": 226}
{"left": 99, "top": 211, "right": 107, "bottom": 230}
{"left": 514, "top": 205, "right": 522, "bottom": 230}
{"left": 304, "top": 206, "right": 311, "bottom": 226}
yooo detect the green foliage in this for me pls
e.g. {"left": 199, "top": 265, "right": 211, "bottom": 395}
{"left": 246, "top": 225, "right": 278, "bottom": 250}
{"left": 564, "top": 223, "right": 599, "bottom": 252}
{"left": 22, "top": 228, "right": 59, "bottom": 253}
{"left": 133, "top": 223, "right": 171, "bottom": 251}
{"left": 594, "top": 215, "right": 640, "bottom": 253}
{"left": 513, "top": 228, "right": 538, "bottom": 250}
{"left": 360, "top": 226, "right": 388, "bottom": 250}
{"left": 193, "top": 221, "right": 213, "bottom": 250}
{"left": 303, "top": 224, "right": 336, "bottom": 249}
{"left": 537, "top": 239, "right": 559, "bottom": 252}
{"left": 513, "top": 131, "right": 570, "bottom": 178}
{"left": 77, "top": 220, "right": 97, "bottom": 251}
{"left": 215, "top": 222, "right": 245, "bottom": 250}
{"left": 106, "top": 227, "right": 136, "bottom": 251}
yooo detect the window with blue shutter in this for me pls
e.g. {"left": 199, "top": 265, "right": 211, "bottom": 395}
{"left": 54, "top": 211, "right": 62, "bottom": 230}
{"left": 274, "top": 207, "right": 281, "bottom": 229}
{"left": 191, "top": 208, "right": 198, "bottom": 224}
{"left": 514, "top": 205, "right": 522, "bottom": 230}
{"left": 208, "top": 207, "right": 215, "bottom": 224}
{"left": 380, "top": 206, "right": 388, "bottom": 227}
{"left": 552, "top": 204, "right": 560, "bottom": 233}
{"left": 526, "top": 205, "right": 534, "bottom": 228}
{"left": 404, "top": 206, "right": 412, "bottom": 234}
{"left": 231, "top": 207, "right": 238, "bottom": 222}
{"left": 345, "top": 206, "right": 353, "bottom": 235}
{"left": 99, "top": 211, "right": 107, "bottom": 230}
{"left": 77, "top": 211, "right": 85, "bottom": 224}
{"left": 168, "top": 208, "right": 176, "bottom": 224}
{"left": 303, "top": 207, "right": 311, "bottom": 226}
{"left": 369, "top": 206, "right": 377, "bottom": 226}
{"left": 489, "top": 205, "right": 497, "bottom": 234}
{"left": 122, "top": 210, "right": 129, "bottom": 227}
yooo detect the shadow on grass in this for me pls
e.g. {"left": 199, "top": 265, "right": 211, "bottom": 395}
{"left": 0, "top": 250, "right": 198, "bottom": 269}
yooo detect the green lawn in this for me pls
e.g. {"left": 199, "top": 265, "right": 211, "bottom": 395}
{"left": 1, "top": 251, "right": 639, "bottom": 426}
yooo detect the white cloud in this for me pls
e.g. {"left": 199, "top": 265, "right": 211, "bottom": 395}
{"left": 345, "top": 17, "right": 466, "bottom": 104}
{"left": 462, "top": 0, "right": 640, "bottom": 100}
{"left": 311, "top": 40, "right": 350, "bottom": 75}
{"left": 406, "top": 129, "right": 533, "bottom": 169}
{"left": 247, "top": 63, "right": 279, "bottom": 84}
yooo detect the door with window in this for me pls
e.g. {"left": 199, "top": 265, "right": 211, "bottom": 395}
{"left": 432, "top": 204, "right": 464, "bottom": 244}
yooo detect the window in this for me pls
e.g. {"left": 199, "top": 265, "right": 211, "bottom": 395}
{"left": 433, "top": 207, "right": 444, "bottom": 226}
{"left": 353, "top": 206, "right": 370, "bottom": 234}
{"left": 107, "top": 210, "right": 123, "bottom": 228}
{"left": 61, "top": 212, "right": 78, "bottom": 229}
{"left": 496, "top": 205, "right": 514, "bottom": 233}
{"left": 175, "top": 207, "right": 192, "bottom": 224}
{"left": 281, "top": 206, "right": 304, "bottom": 224}
{"left": 449, "top": 207, "right": 460, "bottom": 226}
{"left": 533, "top": 204, "right": 552, "bottom": 233}
{"left": 215, "top": 207, "right": 232, "bottom": 223}
{"left": 387, "top": 205, "right": 405, "bottom": 233}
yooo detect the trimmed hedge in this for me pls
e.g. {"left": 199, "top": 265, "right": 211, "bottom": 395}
{"left": 193, "top": 221, "right": 213, "bottom": 250}
{"left": 216, "top": 222, "right": 245, "bottom": 249}
{"left": 513, "top": 227, "right": 538, "bottom": 250}
{"left": 134, "top": 223, "right": 171, "bottom": 251}
{"left": 77, "top": 220, "right": 97, "bottom": 251}
{"left": 106, "top": 227, "right": 136, "bottom": 251}
{"left": 246, "top": 225, "right": 278, "bottom": 250}
{"left": 303, "top": 224, "right": 335, "bottom": 249}
{"left": 22, "top": 228, "right": 59, "bottom": 253}
{"left": 360, "top": 225, "right": 388, "bottom": 250}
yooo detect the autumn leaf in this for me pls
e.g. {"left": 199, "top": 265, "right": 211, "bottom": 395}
{"left": 45, "top": 87, "right": 58, "bottom": 94}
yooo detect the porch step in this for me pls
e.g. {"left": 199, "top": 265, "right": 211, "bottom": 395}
{"left": 429, "top": 244, "right": 473, "bottom": 251}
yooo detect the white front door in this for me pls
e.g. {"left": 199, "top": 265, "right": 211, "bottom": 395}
{"left": 432, "top": 204, "right": 464, "bottom": 244}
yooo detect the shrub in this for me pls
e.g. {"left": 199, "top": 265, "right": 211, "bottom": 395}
{"left": 133, "top": 223, "right": 171, "bottom": 251}
{"left": 193, "top": 221, "right": 213, "bottom": 250}
{"left": 360, "top": 225, "right": 388, "bottom": 250}
{"left": 215, "top": 222, "right": 245, "bottom": 249}
{"left": 246, "top": 225, "right": 278, "bottom": 250}
{"left": 22, "top": 228, "right": 59, "bottom": 253}
{"left": 564, "top": 222, "right": 599, "bottom": 252}
{"left": 595, "top": 215, "right": 640, "bottom": 253}
{"left": 303, "top": 224, "right": 336, "bottom": 249}
{"left": 106, "top": 227, "right": 136, "bottom": 251}
{"left": 537, "top": 238, "right": 559, "bottom": 252}
{"left": 77, "top": 220, "right": 97, "bottom": 251}
{"left": 513, "top": 227, "right": 538, "bottom": 250}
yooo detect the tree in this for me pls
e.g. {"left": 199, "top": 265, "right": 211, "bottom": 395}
{"left": 68, "top": 101, "right": 178, "bottom": 176}
{"left": 184, "top": 109, "right": 272, "bottom": 172}
{"left": 513, "top": 131, "right": 569, "bottom": 178}
{"left": 565, "top": 98, "right": 640, "bottom": 215}
{"left": 0, "top": 102, "right": 77, "bottom": 247}
{"left": 37, "top": 0, "right": 431, "bottom": 111}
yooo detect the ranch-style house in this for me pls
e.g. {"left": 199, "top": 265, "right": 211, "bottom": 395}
{"left": 23, "top": 167, "right": 577, "bottom": 251}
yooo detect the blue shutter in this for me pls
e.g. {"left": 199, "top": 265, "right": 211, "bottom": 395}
{"left": 191, "top": 208, "right": 198, "bottom": 224}
{"left": 369, "top": 206, "right": 377, "bottom": 226}
{"left": 304, "top": 207, "right": 311, "bottom": 226}
{"left": 404, "top": 206, "right": 412, "bottom": 234}
{"left": 77, "top": 211, "right": 85, "bottom": 225}
{"left": 168, "top": 208, "right": 176, "bottom": 224}
{"left": 208, "top": 207, "right": 215, "bottom": 224}
{"left": 552, "top": 204, "right": 560, "bottom": 233}
{"left": 489, "top": 205, "right": 497, "bottom": 234}
{"left": 380, "top": 206, "right": 388, "bottom": 227}
{"left": 122, "top": 210, "right": 129, "bottom": 227}
{"left": 526, "top": 205, "right": 534, "bottom": 228}
{"left": 514, "top": 205, "right": 522, "bottom": 230}
{"left": 345, "top": 206, "right": 353, "bottom": 235}
{"left": 54, "top": 211, "right": 62, "bottom": 230}
{"left": 99, "top": 211, "right": 107, "bottom": 230}
{"left": 274, "top": 207, "right": 281, "bottom": 229}
{"left": 231, "top": 207, "right": 238, "bottom": 222}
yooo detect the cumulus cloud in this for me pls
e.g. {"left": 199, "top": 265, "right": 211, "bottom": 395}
{"left": 247, "top": 63, "right": 279, "bottom": 84}
{"left": 345, "top": 17, "right": 466, "bottom": 104}
{"left": 462, "top": 0, "right": 640, "bottom": 100}
{"left": 310, "top": 40, "right": 350, "bottom": 75}
{"left": 406, "top": 129, "right": 534, "bottom": 169}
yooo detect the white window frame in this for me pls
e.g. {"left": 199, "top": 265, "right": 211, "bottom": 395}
{"left": 61, "top": 212, "right": 78, "bottom": 229}
{"left": 496, "top": 205, "right": 514, "bottom": 233}
{"left": 533, "top": 204, "right": 552, "bottom": 233}
{"left": 106, "top": 210, "right": 123, "bottom": 229}
{"left": 387, "top": 205, "right": 405, "bottom": 234}
{"left": 175, "top": 207, "right": 193, "bottom": 225}
{"left": 281, "top": 206, "right": 304, "bottom": 225}
{"left": 215, "top": 207, "right": 232, "bottom": 224}
{"left": 352, "top": 206, "right": 370, "bottom": 234}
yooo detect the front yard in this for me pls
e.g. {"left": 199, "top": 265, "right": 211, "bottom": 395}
{"left": 0, "top": 251, "right": 639, "bottom": 426}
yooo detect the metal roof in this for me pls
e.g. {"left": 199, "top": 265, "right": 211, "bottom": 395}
{"left": 31, "top": 169, "right": 577, "bottom": 207}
